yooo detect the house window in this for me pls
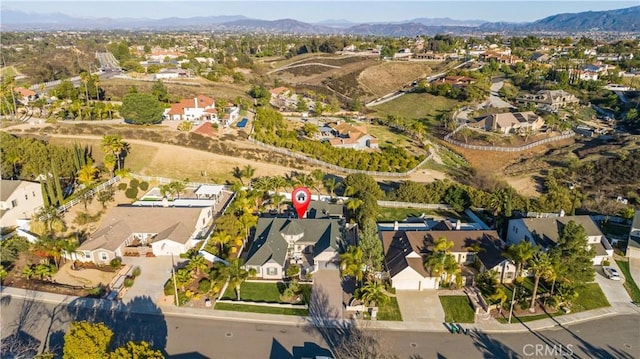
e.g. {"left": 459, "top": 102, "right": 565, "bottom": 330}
{"left": 100, "top": 252, "right": 108, "bottom": 261}
{"left": 506, "top": 272, "right": 514, "bottom": 279}
{"left": 84, "top": 251, "right": 91, "bottom": 259}
{"left": 266, "top": 267, "right": 278, "bottom": 276}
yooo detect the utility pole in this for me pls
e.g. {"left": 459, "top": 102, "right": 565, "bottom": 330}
{"left": 508, "top": 286, "right": 518, "bottom": 324}
{"left": 171, "top": 253, "right": 179, "bottom": 306}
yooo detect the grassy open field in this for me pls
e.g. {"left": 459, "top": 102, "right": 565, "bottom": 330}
{"left": 0, "top": 66, "right": 22, "bottom": 78}
{"left": 99, "top": 78, "right": 251, "bottom": 102}
{"left": 370, "top": 93, "right": 461, "bottom": 124}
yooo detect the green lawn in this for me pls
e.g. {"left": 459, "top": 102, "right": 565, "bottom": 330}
{"left": 371, "top": 93, "right": 463, "bottom": 124}
{"left": 222, "top": 281, "right": 311, "bottom": 304}
{"left": 367, "top": 124, "right": 414, "bottom": 148}
{"left": 376, "top": 297, "right": 402, "bottom": 321}
{"left": 215, "top": 302, "right": 308, "bottom": 316}
{"left": 572, "top": 283, "right": 610, "bottom": 312}
{"left": 377, "top": 207, "right": 463, "bottom": 222}
{"left": 616, "top": 260, "right": 640, "bottom": 304}
{"left": 439, "top": 296, "right": 475, "bottom": 323}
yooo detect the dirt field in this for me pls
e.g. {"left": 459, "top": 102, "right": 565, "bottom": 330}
{"left": 448, "top": 138, "right": 575, "bottom": 196}
{"left": 359, "top": 62, "right": 433, "bottom": 97}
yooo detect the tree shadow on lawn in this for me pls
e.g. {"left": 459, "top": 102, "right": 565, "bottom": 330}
{"left": 65, "top": 295, "right": 168, "bottom": 356}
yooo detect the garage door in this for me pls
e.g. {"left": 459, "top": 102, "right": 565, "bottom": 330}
{"left": 318, "top": 260, "right": 339, "bottom": 270}
{"left": 392, "top": 279, "right": 420, "bottom": 291}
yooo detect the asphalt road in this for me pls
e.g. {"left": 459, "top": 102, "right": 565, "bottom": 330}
{"left": 1, "top": 295, "right": 638, "bottom": 358}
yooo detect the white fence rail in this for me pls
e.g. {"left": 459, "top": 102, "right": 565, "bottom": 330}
{"left": 444, "top": 125, "right": 575, "bottom": 152}
{"left": 55, "top": 176, "right": 121, "bottom": 214}
{"left": 377, "top": 201, "right": 453, "bottom": 210}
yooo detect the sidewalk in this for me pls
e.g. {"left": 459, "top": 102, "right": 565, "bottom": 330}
{"left": 2, "top": 285, "right": 638, "bottom": 334}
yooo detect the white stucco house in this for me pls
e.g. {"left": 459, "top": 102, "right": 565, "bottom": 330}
{"left": 72, "top": 205, "right": 213, "bottom": 265}
{"left": 0, "top": 180, "right": 45, "bottom": 231}
{"left": 380, "top": 227, "right": 515, "bottom": 291}
{"left": 506, "top": 215, "right": 614, "bottom": 265}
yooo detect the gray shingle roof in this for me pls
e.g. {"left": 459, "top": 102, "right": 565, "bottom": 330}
{"left": 245, "top": 217, "right": 342, "bottom": 267}
{"left": 519, "top": 215, "right": 603, "bottom": 247}
{"left": 0, "top": 180, "right": 23, "bottom": 202}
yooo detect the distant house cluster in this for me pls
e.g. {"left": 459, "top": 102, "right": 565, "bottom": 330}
{"left": 318, "top": 121, "right": 379, "bottom": 150}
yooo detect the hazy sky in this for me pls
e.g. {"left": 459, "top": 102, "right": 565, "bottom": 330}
{"left": 2, "top": 1, "right": 638, "bottom": 23}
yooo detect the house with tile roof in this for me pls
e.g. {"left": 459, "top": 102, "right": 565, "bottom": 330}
{"left": 165, "top": 95, "right": 216, "bottom": 122}
{"left": 244, "top": 216, "right": 344, "bottom": 279}
{"left": 73, "top": 205, "right": 213, "bottom": 265}
{"left": 379, "top": 228, "right": 515, "bottom": 291}
{"left": 326, "top": 122, "right": 378, "bottom": 150}
{"left": 506, "top": 215, "right": 614, "bottom": 265}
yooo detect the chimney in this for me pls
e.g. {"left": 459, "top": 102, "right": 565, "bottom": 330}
{"left": 559, "top": 209, "right": 565, "bottom": 217}
{"left": 162, "top": 197, "right": 169, "bottom": 208}
{"left": 194, "top": 97, "right": 198, "bottom": 109}
{"left": 455, "top": 220, "right": 461, "bottom": 230}
{"left": 393, "top": 221, "right": 399, "bottom": 231}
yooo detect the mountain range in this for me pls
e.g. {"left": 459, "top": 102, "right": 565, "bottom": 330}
{"left": 1, "top": 6, "right": 638, "bottom": 35}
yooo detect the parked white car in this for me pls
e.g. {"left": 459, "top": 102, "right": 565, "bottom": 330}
{"left": 603, "top": 266, "right": 621, "bottom": 280}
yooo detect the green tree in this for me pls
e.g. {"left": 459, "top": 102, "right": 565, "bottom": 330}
{"left": 221, "top": 258, "right": 250, "bottom": 301}
{"left": 76, "top": 160, "right": 98, "bottom": 188}
{"left": 151, "top": 80, "right": 169, "bottom": 103}
{"left": 528, "top": 251, "right": 554, "bottom": 311}
{"left": 357, "top": 280, "right": 389, "bottom": 307}
{"left": 97, "top": 186, "right": 116, "bottom": 208}
{"left": 110, "top": 341, "right": 164, "bottom": 359}
{"left": 550, "top": 220, "right": 596, "bottom": 285}
{"left": 487, "top": 286, "right": 508, "bottom": 314}
{"left": 119, "top": 93, "right": 164, "bottom": 125}
{"left": 63, "top": 321, "right": 113, "bottom": 359}
{"left": 504, "top": 240, "right": 536, "bottom": 280}
{"left": 211, "top": 231, "right": 233, "bottom": 256}
{"left": 339, "top": 245, "right": 365, "bottom": 285}
{"left": 186, "top": 254, "right": 208, "bottom": 278}
{"left": 101, "top": 134, "right": 129, "bottom": 174}
{"left": 358, "top": 218, "right": 384, "bottom": 280}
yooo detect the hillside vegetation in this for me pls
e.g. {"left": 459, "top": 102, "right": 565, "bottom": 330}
{"left": 359, "top": 62, "right": 432, "bottom": 97}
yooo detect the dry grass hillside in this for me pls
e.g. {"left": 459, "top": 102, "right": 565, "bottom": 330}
{"left": 359, "top": 62, "right": 432, "bottom": 97}
{"left": 100, "top": 78, "right": 251, "bottom": 102}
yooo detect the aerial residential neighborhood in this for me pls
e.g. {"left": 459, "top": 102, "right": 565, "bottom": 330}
{"left": 1, "top": 1, "right": 640, "bottom": 358}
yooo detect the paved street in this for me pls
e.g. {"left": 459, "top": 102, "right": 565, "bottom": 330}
{"left": 2, "top": 293, "right": 638, "bottom": 358}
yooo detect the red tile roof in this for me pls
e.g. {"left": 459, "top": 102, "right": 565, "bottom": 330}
{"left": 167, "top": 95, "right": 216, "bottom": 115}
{"left": 193, "top": 122, "right": 217, "bottom": 137}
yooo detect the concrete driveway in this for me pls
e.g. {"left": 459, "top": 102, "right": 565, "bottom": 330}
{"left": 594, "top": 261, "right": 635, "bottom": 311}
{"left": 395, "top": 290, "right": 444, "bottom": 323}
{"left": 310, "top": 269, "right": 343, "bottom": 319}
{"left": 121, "top": 256, "right": 179, "bottom": 305}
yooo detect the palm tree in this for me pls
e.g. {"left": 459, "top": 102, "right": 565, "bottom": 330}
{"left": 101, "top": 135, "right": 127, "bottom": 173}
{"left": 79, "top": 71, "right": 90, "bottom": 106}
{"left": 238, "top": 213, "right": 257, "bottom": 245}
{"left": 175, "top": 268, "right": 192, "bottom": 291}
{"left": 271, "top": 194, "right": 285, "bottom": 214}
{"left": 221, "top": 258, "right": 250, "bottom": 301}
{"left": 295, "top": 173, "right": 315, "bottom": 189}
{"left": 186, "top": 255, "right": 208, "bottom": 278}
{"left": 169, "top": 181, "right": 187, "bottom": 199}
{"left": 425, "top": 252, "right": 446, "bottom": 277}
{"left": 309, "top": 169, "right": 325, "bottom": 197}
{"left": 22, "top": 265, "right": 34, "bottom": 281}
{"left": 504, "top": 241, "right": 536, "bottom": 280}
{"left": 487, "top": 287, "right": 508, "bottom": 314}
{"left": 271, "top": 176, "right": 286, "bottom": 194}
{"left": 35, "top": 263, "right": 55, "bottom": 281}
{"left": 76, "top": 160, "right": 99, "bottom": 188}
{"left": 232, "top": 166, "right": 245, "bottom": 185}
{"left": 91, "top": 73, "right": 101, "bottom": 101}
{"left": 357, "top": 281, "right": 389, "bottom": 307}
{"left": 241, "top": 165, "right": 256, "bottom": 186}
{"left": 323, "top": 177, "right": 340, "bottom": 198}
{"left": 443, "top": 254, "right": 460, "bottom": 286}
{"left": 339, "top": 245, "right": 365, "bottom": 285}
{"left": 346, "top": 198, "right": 363, "bottom": 219}
{"left": 211, "top": 231, "right": 233, "bottom": 256}
{"left": 528, "top": 251, "right": 553, "bottom": 312}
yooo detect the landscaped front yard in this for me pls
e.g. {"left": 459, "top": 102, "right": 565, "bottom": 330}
{"left": 375, "top": 297, "right": 402, "bottom": 321}
{"left": 439, "top": 296, "right": 475, "bottom": 323}
{"left": 221, "top": 281, "right": 312, "bottom": 304}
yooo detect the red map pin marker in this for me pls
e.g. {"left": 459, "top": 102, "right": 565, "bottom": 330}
{"left": 292, "top": 187, "right": 311, "bottom": 219}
